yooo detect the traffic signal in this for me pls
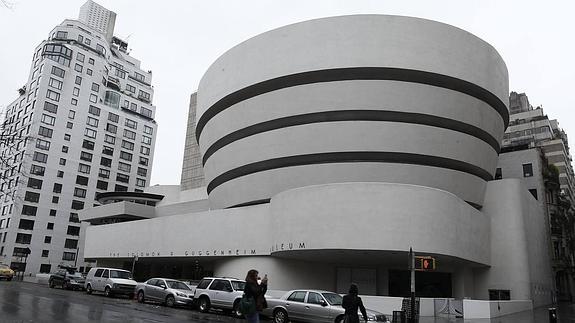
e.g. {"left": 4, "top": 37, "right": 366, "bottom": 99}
{"left": 414, "top": 256, "right": 435, "bottom": 271}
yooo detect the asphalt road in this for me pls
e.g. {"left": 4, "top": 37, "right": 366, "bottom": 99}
{"left": 0, "top": 281, "right": 249, "bottom": 323}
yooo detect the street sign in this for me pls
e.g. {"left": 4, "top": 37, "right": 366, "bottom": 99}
{"left": 414, "top": 256, "right": 436, "bottom": 271}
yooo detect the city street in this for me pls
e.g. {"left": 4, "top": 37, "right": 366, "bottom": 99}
{"left": 0, "top": 281, "right": 245, "bottom": 323}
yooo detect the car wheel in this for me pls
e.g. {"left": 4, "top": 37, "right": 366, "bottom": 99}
{"left": 274, "top": 309, "right": 289, "bottom": 323}
{"left": 198, "top": 297, "right": 210, "bottom": 313}
{"left": 335, "top": 315, "right": 345, "bottom": 323}
{"left": 165, "top": 295, "right": 176, "bottom": 307}
{"left": 7, "top": 277, "right": 12, "bottom": 281}
{"left": 105, "top": 286, "right": 112, "bottom": 297}
{"left": 62, "top": 281, "right": 69, "bottom": 290}
{"left": 137, "top": 291, "right": 145, "bottom": 303}
{"left": 232, "top": 300, "right": 243, "bottom": 318}
{"left": 86, "top": 284, "right": 92, "bottom": 294}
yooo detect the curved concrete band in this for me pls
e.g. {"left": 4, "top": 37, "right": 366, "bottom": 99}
{"left": 197, "top": 14, "right": 509, "bottom": 209}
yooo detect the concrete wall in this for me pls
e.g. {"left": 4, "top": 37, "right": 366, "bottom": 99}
{"left": 463, "top": 299, "right": 533, "bottom": 319}
{"left": 476, "top": 179, "right": 554, "bottom": 307}
{"left": 196, "top": 14, "right": 508, "bottom": 209}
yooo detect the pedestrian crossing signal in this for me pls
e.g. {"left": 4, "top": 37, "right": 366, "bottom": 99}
{"left": 415, "top": 256, "right": 436, "bottom": 271}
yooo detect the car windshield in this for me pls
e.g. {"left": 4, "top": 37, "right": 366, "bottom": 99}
{"left": 322, "top": 293, "right": 343, "bottom": 305}
{"left": 167, "top": 280, "right": 190, "bottom": 290}
{"left": 109, "top": 270, "right": 131, "bottom": 279}
{"left": 231, "top": 281, "right": 246, "bottom": 291}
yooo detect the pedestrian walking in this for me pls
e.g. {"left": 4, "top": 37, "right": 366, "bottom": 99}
{"left": 242, "top": 269, "right": 268, "bottom": 323}
{"left": 342, "top": 283, "right": 368, "bottom": 323}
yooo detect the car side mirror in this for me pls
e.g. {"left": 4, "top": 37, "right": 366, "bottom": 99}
{"left": 320, "top": 300, "right": 328, "bottom": 307}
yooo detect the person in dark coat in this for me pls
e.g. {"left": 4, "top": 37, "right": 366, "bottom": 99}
{"left": 342, "top": 283, "right": 368, "bottom": 323}
{"left": 243, "top": 269, "right": 268, "bottom": 323}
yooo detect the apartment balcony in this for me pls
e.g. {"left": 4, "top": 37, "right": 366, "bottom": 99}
{"left": 78, "top": 201, "right": 156, "bottom": 225}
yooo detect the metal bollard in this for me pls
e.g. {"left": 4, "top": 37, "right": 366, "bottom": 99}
{"left": 548, "top": 307, "right": 557, "bottom": 323}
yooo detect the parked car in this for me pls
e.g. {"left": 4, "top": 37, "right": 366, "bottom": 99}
{"left": 136, "top": 278, "right": 195, "bottom": 307}
{"left": 49, "top": 266, "right": 85, "bottom": 290}
{"left": 0, "top": 264, "right": 14, "bottom": 281}
{"left": 262, "top": 290, "right": 389, "bottom": 323}
{"left": 193, "top": 277, "right": 246, "bottom": 317}
{"left": 84, "top": 267, "right": 137, "bottom": 298}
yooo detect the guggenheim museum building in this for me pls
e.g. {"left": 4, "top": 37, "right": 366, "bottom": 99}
{"left": 81, "top": 15, "right": 554, "bottom": 307}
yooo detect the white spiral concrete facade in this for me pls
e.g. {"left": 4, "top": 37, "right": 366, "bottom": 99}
{"left": 196, "top": 14, "right": 509, "bottom": 209}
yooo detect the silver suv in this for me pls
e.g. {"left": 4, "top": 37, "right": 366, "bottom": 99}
{"left": 194, "top": 277, "right": 246, "bottom": 317}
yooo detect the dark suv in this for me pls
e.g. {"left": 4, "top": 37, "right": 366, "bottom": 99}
{"left": 49, "top": 266, "right": 85, "bottom": 290}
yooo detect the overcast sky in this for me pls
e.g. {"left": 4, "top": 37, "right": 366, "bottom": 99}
{"left": 1, "top": 0, "right": 574, "bottom": 186}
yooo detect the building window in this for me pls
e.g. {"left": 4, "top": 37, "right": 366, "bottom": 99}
{"left": 108, "top": 112, "right": 119, "bottom": 123}
{"left": 77, "top": 52, "right": 85, "bottom": 62}
{"left": 116, "top": 173, "right": 129, "bottom": 183}
{"left": 33, "top": 151, "right": 48, "bottom": 163}
{"left": 87, "top": 68, "right": 92, "bottom": 76}
{"left": 115, "top": 184, "right": 128, "bottom": 192}
{"left": 98, "top": 169, "right": 110, "bottom": 179}
{"left": 91, "top": 82, "right": 100, "bottom": 92}
{"left": 41, "top": 114, "right": 56, "bottom": 126}
{"left": 121, "top": 140, "right": 134, "bottom": 150}
{"left": 18, "top": 219, "right": 34, "bottom": 230}
{"left": 53, "top": 183, "right": 62, "bottom": 193}
{"left": 102, "top": 146, "right": 114, "bottom": 156}
{"left": 130, "top": 102, "right": 138, "bottom": 111}
{"left": 138, "top": 90, "right": 150, "bottom": 102}
{"left": 49, "top": 209, "right": 56, "bottom": 216}
{"left": 48, "top": 77, "right": 63, "bottom": 90}
{"left": 38, "top": 126, "right": 53, "bottom": 138}
{"left": 73, "top": 87, "right": 80, "bottom": 96}
{"left": 41, "top": 250, "right": 49, "bottom": 257}
{"left": 82, "top": 139, "right": 95, "bottom": 150}
{"left": 51, "top": 66, "right": 65, "bottom": 78}
{"left": 21, "top": 205, "right": 37, "bottom": 216}
{"left": 68, "top": 110, "right": 76, "bottom": 119}
{"left": 65, "top": 239, "right": 78, "bottom": 249}
{"left": 136, "top": 178, "right": 146, "bottom": 187}
{"left": 46, "top": 90, "right": 60, "bottom": 102}
{"left": 59, "top": 158, "right": 66, "bottom": 166}
{"left": 66, "top": 122, "right": 73, "bottom": 129}
{"left": 69, "top": 213, "right": 80, "bottom": 223}
{"left": 104, "top": 134, "right": 115, "bottom": 144}
{"left": 27, "top": 178, "right": 43, "bottom": 189}
{"left": 30, "top": 164, "right": 45, "bottom": 176}
{"left": 74, "top": 63, "right": 83, "bottom": 73}
{"left": 52, "top": 196, "right": 59, "bottom": 204}
{"left": 140, "top": 146, "right": 150, "bottom": 156}
{"left": 139, "top": 156, "right": 149, "bottom": 166}
{"left": 67, "top": 225, "right": 81, "bottom": 236}
{"left": 123, "top": 129, "right": 136, "bottom": 140}
{"left": 88, "top": 57, "right": 94, "bottom": 65}
{"left": 75, "top": 76, "right": 82, "bottom": 85}
{"left": 74, "top": 188, "right": 86, "bottom": 198}
{"left": 106, "top": 123, "right": 117, "bottom": 133}
{"left": 40, "top": 264, "right": 52, "bottom": 273}
{"left": 89, "top": 105, "right": 101, "bottom": 116}
{"left": 13, "top": 247, "right": 30, "bottom": 257}
{"left": 35, "top": 138, "right": 51, "bottom": 151}
{"left": 118, "top": 162, "right": 131, "bottom": 172}
{"left": 89, "top": 94, "right": 98, "bottom": 103}
{"left": 134, "top": 72, "right": 145, "bottom": 83}
{"left": 529, "top": 189, "right": 538, "bottom": 200}
{"left": 57, "top": 170, "right": 64, "bottom": 178}
{"left": 137, "top": 167, "right": 147, "bottom": 177}
{"left": 522, "top": 163, "right": 533, "bottom": 177}
{"left": 144, "top": 125, "right": 153, "bottom": 135}
{"left": 86, "top": 116, "right": 99, "bottom": 127}
{"left": 47, "top": 222, "right": 54, "bottom": 230}
{"left": 126, "top": 84, "right": 136, "bottom": 93}
{"left": 100, "top": 157, "right": 112, "bottom": 167}
{"left": 80, "top": 151, "right": 93, "bottom": 162}
{"left": 120, "top": 151, "right": 132, "bottom": 161}
{"left": 76, "top": 175, "right": 89, "bottom": 186}
{"left": 15, "top": 233, "right": 32, "bottom": 244}
{"left": 62, "top": 252, "right": 76, "bottom": 261}
{"left": 140, "top": 107, "right": 153, "bottom": 118}
{"left": 56, "top": 30, "right": 68, "bottom": 39}
{"left": 44, "top": 101, "right": 58, "bottom": 113}
{"left": 125, "top": 119, "right": 137, "bottom": 129}
{"left": 78, "top": 163, "right": 91, "bottom": 174}
{"left": 104, "top": 91, "right": 120, "bottom": 108}
{"left": 489, "top": 289, "right": 510, "bottom": 301}
{"left": 85, "top": 128, "right": 97, "bottom": 138}
{"left": 64, "top": 134, "right": 71, "bottom": 141}
{"left": 142, "top": 136, "right": 152, "bottom": 145}
{"left": 96, "top": 180, "right": 108, "bottom": 190}
{"left": 44, "top": 236, "right": 51, "bottom": 244}
{"left": 24, "top": 191, "right": 40, "bottom": 202}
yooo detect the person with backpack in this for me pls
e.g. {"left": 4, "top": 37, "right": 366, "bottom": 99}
{"left": 242, "top": 269, "right": 268, "bottom": 323}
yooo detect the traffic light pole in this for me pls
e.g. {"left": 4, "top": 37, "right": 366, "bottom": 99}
{"left": 409, "top": 247, "right": 416, "bottom": 323}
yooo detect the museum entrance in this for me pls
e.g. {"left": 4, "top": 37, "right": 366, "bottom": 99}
{"left": 120, "top": 258, "right": 214, "bottom": 283}
{"left": 388, "top": 270, "right": 452, "bottom": 297}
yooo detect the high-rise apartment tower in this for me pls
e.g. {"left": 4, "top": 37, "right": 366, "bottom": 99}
{"left": 0, "top": 1, "right": 157, "bottom": 275}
